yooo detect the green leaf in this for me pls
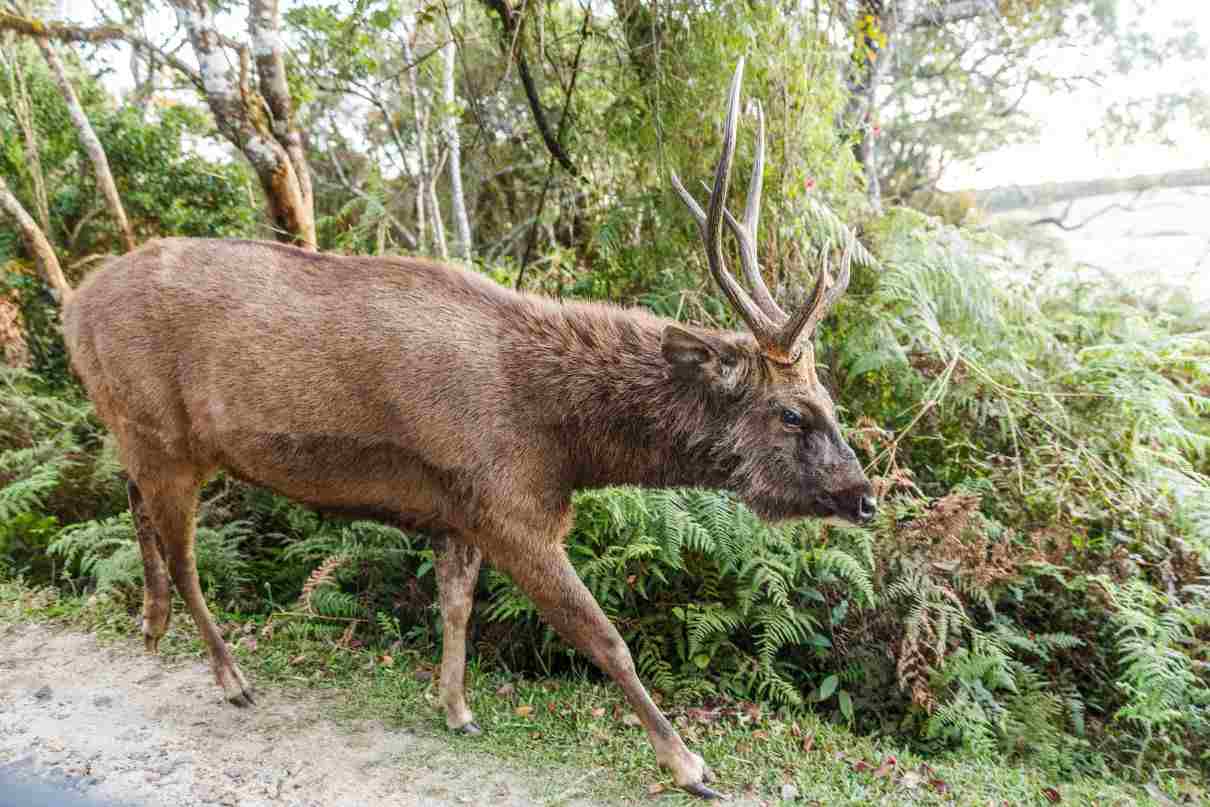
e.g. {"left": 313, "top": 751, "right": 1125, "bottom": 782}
{"left": 838, "top": 690, "right": 854, "bottom": 722}
{"left": 693, "top": 653, "right": 712, "bottom": 670}
{"left": 818, "top": 674, "right": 839, "bottom": 701}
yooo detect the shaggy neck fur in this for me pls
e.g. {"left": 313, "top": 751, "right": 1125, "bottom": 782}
{"left": 502, "top": 300, "right": 752, "bottom": 494}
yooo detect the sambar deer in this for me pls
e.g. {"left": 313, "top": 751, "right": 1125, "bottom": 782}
{"left": 61, "top": 60, "right": 875, "bottom": 798}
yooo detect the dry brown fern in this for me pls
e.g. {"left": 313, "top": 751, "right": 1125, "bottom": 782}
{"left": 297, "top": 555, "right": 347, "bottom": 612}
{"left": 897, "top": 633, "right": 936, "bottom": 712}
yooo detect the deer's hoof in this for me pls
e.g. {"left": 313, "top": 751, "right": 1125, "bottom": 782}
{"left": 682, "top": 781, "right": 724, "bottom": 800}
{"left": 227, "top": 690, "right": 256, "bottom": 708}
{"left": 454, "top": 721, "right": 482, "bottom": 736}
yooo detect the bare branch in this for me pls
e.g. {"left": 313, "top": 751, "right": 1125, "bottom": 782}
{"left": 0, "top": 10, "right": 202, "bottom": 88}
{"left": 911, "top": 0, "right": 998, "bottom": 28}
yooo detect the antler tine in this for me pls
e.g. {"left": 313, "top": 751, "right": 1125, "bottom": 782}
{"left": 712, "top": 100, "right": 785, "bottom": 323}
{"left": 671, "top": 58, "right": 779, "bottom": 344}
{"left": 773, "top": 245, "right": 854, "bottom": 357}
{"left": 736, "top": 100, "right": 786, "bottom": 322}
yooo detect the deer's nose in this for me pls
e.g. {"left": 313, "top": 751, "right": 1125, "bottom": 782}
{"left": 857, "top": 494, "right": 878, "bottom": 523}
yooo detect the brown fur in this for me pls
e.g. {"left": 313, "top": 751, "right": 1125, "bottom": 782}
{"left": 63, "top": 237, "right": 872, "bottom": 792}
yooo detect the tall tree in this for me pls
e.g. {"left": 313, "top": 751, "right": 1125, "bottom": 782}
{"left": 168, "top": 0, "right": 315, "bottom": 247}
{"left": 443, "top": 10, "right": 472, "bottom": 261}
{"left": 0, "top": 38, "right": 50, "bottom": 234}
{"left": 35, "top": 36, "right": 135, "bottom": 252}
{"left": 1, "top": 1, "right": 318, "bottom": 248}
{"left": 0, "top": 174, "right": 72, "bottom": 303}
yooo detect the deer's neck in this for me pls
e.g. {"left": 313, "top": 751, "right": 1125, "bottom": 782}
{"left": 506, "top": 302, "right": 740, "bottom": 493}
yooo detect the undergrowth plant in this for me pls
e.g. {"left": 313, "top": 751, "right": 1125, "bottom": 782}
{"left": 1, "top": 205, "right": 1208, "bottom": 783}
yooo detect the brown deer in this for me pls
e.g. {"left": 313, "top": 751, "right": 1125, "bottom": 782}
{"left": 60, "top": 60, "right": 874, "bottom": 798}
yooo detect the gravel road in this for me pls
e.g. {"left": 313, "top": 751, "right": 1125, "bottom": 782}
{"left": 0, "top": 621, "right": 602, "bottom": 807}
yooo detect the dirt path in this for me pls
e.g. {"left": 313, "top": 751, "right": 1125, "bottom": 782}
{"left": 0, "top": 621, "right": 603, "bottom": 807}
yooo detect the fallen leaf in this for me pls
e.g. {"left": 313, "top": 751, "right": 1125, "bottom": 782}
{"left": 802, "top": 734, "right": 814, "bottom": 753}
{"left": 790, "top": 722, "right": 802, "bottom": 738}
{"left": 898, "top": 771, "right": 923, "bottom": 790}
{"left": 379, "top": 654, "right": 394, "bottom": 667}
{"left": 1041, "top": 787, "right": 1062, "bottom": 803}
{"left": 929, "top": 778, "right": 949, "bottom": 794}
{"left": 752, "top": 730, "right": 769, "bottom": 740}
{"left": 237, "top": 636, "right": 258, "bottom": 651}
{"left": 515, "top": 705, "right": 534, "bottom": 718}
{"left": 590, "top": 707, "right": 606, "bottom": 718}
{"left": 736, "top": 743, "right": 752, "bottom": 755}
{"left": 289, "top": 654, "right": 306, "bottom": 666}
{"left": 622, "top": 713, "right": 641, "bottom": 727}
{"left": 647, "top": 783, "right": 665, "bottom": 795}
{"left": 851, "top": 760, "right": 873, "bottom": 773}
{"left": 496, "top": 683, "right": 515, "bottom": 698}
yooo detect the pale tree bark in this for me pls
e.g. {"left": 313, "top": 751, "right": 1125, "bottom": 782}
{"left": 0, "top": 40, "right": 50, "bottom": 234}
{"left": 249, "top": 0, "right": 313, "bottom": 230}
{"left": 0, "top": 6, "right": 317, "bottom": 248}
{"left": 168, "top": 0, "right": 316, "bottom": 248}
{"left": 442, "top": 13, "right": 472, "bottom": 262}
{"left": 0, "top": 175, "right": 72, "bottom": 304}
{"left": 35, "top": 37, "right": 136, "bottom": 252}
{"left": 401, "top": 27, "right": 447, "bottom": 259}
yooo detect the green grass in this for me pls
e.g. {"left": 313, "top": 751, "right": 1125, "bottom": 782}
{"left": 1, "top": 578, "right": 1202, "bottom": 807}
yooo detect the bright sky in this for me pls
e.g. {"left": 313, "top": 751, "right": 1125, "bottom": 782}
{"left": 942, "top": 3, "right": 1210, "bottom": 190}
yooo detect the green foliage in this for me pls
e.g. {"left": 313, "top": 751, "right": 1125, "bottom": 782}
{"left": 47, "top": 513, "right": 254, "bottom": 605}
{"left": 485, "top": 488, "right": 874, "bottom": 709}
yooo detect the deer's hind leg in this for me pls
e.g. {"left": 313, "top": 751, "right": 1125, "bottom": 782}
{"left": 127, "top": 480, "right": 172, "bottom": 653}
{"left": 433, "top": 534, "right": 483, "bottom": 733}
{"left": 129, "top": 457, "right": 254, "bottom": 707}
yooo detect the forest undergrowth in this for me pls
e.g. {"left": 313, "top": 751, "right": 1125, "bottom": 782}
{"left": 2, "top": 207, "right": 1209, "bottom": 799}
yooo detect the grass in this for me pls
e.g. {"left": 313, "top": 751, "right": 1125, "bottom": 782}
{"left": 0, "top": 578, "right": 1202, "bottom": 807}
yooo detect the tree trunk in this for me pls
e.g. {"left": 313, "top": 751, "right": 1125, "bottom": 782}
{"left": 36, "top": 37, "right": 136, "bottom": 252}
{"left": 972, "top": 169, "right": 1210, "bottom": 212}
{"left": 402, "top": 28, "right": 440, "bottom": 256}
{"left": 0, "top": 42, "right": 50, "bottom": 234}
{"left": 169, "top": 0, "right": 315, "bottom": 248}
{"left": 0, "top": 175, "right": 72, "bottom": 304}
{"left": 248, "top": 0, "right": 313, "bottom": 232}
{"left": 442, "top": 24, "right": 472, "bottom": 262}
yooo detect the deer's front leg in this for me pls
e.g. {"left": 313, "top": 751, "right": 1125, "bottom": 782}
{"left": 488, "top": 540, "right": 720, "bottom": 799}
{"left": 433, "top": 535, "right": 483, "bottom": 733}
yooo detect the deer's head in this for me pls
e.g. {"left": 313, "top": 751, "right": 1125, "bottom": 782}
{"left": 665, "top": 59, "right": 876, "bottom": 526}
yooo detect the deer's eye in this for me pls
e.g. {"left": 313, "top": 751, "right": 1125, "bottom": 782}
{"left": 780, "top": 409, "right": 803, "bottom": 428}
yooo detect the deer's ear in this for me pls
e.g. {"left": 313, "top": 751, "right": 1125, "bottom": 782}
{"left": 662, "top": 325, "right": 744, "bottom": 390}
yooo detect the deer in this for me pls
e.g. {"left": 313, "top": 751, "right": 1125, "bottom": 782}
{"left": 60, "top": 60, "right": 875, "bottom": 798}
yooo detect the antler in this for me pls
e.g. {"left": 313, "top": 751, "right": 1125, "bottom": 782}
{"left": 671, "top": 59, "right": 850, "bottom": 365}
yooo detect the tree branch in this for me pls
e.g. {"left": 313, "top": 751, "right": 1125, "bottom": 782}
{"left": 0, "top": 11, "right": 202, "bottom": 88}
{"left": 481, "top": 0, "right": 579, "bottom": 178}
{"left": 911, "top": 0, "right": 998, "bottom": 28}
